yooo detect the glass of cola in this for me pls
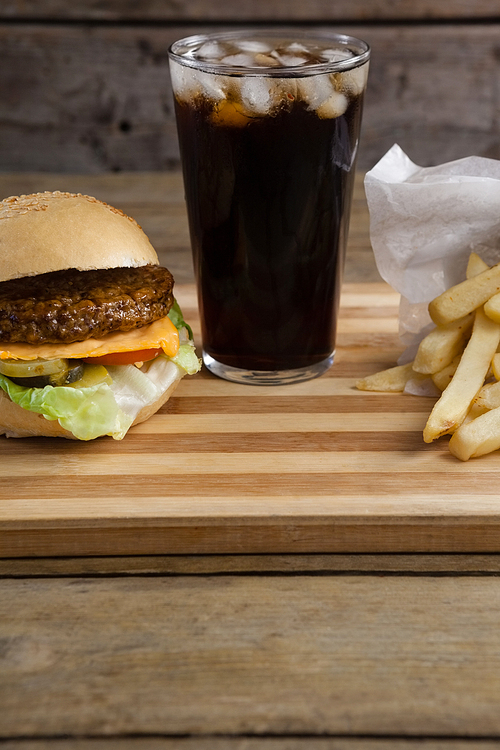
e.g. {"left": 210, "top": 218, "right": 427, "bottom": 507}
{"left": 168, "top": 30, "right": 370, "bottom": 384}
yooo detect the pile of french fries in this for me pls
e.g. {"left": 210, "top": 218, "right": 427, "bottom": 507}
{"left": 356, "top": 252, "right": 500, "bottom": 461}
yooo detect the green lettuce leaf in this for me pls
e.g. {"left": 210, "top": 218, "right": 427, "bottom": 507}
{"left": 170, "top": 342, "right": 201, "bottom": 375}
{"left": 168, "top": 298, "right": 194, "bottom": 339}
{"left": 167, "top": 298, "right": 201, "bottom": 374}
{"left": 0, "top": 373, "right": 132, "bottom": 441}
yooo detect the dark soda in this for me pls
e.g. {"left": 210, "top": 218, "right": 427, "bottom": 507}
{"left": 169, "top": 34, "right": 369, "bottom": 379}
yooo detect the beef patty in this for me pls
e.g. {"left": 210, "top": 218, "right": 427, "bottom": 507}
{"left": 0, "top": 265, "right": 175, "bottom": 345}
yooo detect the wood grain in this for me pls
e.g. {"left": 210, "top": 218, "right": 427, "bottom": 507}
{"left": 0, "top": 23, "right": 499, "bottom": 172}
{"left": 2, "top": 742, "right": 500, "bottom": 750}
{"left": 4, "top": 553, "right": 500, "bottom": 577}
{"left": 0, "top": 173, "right": 498, "bottom": 557}
{"left": 3, "top": 281, "right": 500, "bottom": 556}
{"left": 1, "top": 0, "right": 499, "bottom": 21}
{"left": 3, "top": 576, "right": 500, "bottom": 737}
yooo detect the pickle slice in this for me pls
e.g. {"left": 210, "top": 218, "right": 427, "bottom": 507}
{"left": 0, "top": 357, "right": 112, "bottom": 390}
{"left": 0, "top": 357, "right": 69, "bottom": 378}
{"left": 4, "top": 361, "right": 84, "bottom": 388}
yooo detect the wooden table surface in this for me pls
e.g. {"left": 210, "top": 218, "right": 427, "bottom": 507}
{"left": 2, "top": 172, "right": 500, "bottom": 748}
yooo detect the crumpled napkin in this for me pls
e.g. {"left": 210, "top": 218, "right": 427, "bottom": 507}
{"left": 364, "top": 144, "right": 500, "bottom": 353}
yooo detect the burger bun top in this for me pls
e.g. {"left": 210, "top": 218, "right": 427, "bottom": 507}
{"left": 0, "top": 191, "right": 159, "bottom": 282}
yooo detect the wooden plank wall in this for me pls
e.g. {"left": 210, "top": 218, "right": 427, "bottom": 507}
{"left": 0, "top": 1, "right": 499, "bottom": 173}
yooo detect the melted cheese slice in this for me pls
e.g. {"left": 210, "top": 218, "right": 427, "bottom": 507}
{"left": 0, "top": 315, "right": 179, "bottom": 361}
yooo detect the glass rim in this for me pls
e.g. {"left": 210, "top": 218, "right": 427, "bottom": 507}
{"left": 168, "top": 28, "right": 370, "bottom": 77}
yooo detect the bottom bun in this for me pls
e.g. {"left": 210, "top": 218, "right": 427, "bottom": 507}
{"left": 0, "top": 377, "right": 181, "bottom": 440}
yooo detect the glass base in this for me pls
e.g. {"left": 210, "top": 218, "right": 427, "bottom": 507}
{"left": 202, "top": 351, "right": 335, "bottom": 385}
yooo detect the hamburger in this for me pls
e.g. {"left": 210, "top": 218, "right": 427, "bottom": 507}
{"left": 0, "top": 190, "right": 200, "bottom": 440}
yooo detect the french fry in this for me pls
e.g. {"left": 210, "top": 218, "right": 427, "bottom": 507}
{"left": 355, "top": 362, "right": 414, "bottom": 392}
{"left": 484, "top": 292, "right": 500, "bottom": 325}
{"left": 461, "top": 401, "right": 488, "bottom": 426}
{"left": 428, "top": 262, "right": 500, "bottom": 325}
{"left": 458, "top": 382, "right": 500, "bottom": 427}
{"left": 356, "top": 253, "right": 500, "bottom": 461}
{"left": 449, "top": 406, "right": 500, "bottom": 461}
{"left": 466, "top": 252, "right": 489, "bottom": 279}
{"left": 412, "top": 313, "right": 473, "bottom": 374}
{"left": 413, "top": 253, "right": 485, "bottom": 375}
{"left": 431, "top": 354, "right": 461, "bottom": 392}
{"left": 423, "top": 307, "right": 500, "bottom": 442}
{"left": 492, "top": 353, "right": 500, "bottom": 380}
{"left": 473, "top": 380, "right": 500, "bottom": 411}
{"left": 356, "top": 253, "right": 500, "bottom": 460}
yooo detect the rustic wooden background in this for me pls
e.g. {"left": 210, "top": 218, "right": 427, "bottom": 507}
{"left": 0, "top": 1, "right": 499, "bottom": 174}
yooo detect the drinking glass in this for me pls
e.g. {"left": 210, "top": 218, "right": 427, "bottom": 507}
{"left": 168, "top": 30, "right": 370, "bottom": 384}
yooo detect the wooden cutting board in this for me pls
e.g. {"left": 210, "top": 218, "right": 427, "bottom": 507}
{"left": 3, "top": 281, "right": 500, "bottom": 558}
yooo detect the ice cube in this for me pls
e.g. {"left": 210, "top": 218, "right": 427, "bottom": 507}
{"left": 296, "top": 74, "right": 335, "bottom": 108}
{"left": 287, "top": 42, "right": 309, "bottom": 54}
{"left": 320, "top": 47, "right": 353, "bottom": 63}
{"left": 196, "top": 41, "right": 226, "bottom": 61}
{"left": 316, "top": 91, "right": 348, "bottom": 119}
{"left": 235, "top": 40, "right": 272, "bottom": 53}
{"left": 169, "top": 62, "right": 199, "bottom": 101}
{"left": 337, "top": 62, "right": 369, "bottom": 95}
{"left": 170, "top": 60, "right": 226, "bottom": 103}
{"left": 221, "top": 53, "right": 256, "bottom": 68}
{"left": 197, "top": 71, "right": 226, "bottom": 102}
{"left": 276, "top": 54, "right": 310, "bottom": 67}
{"left": 234, "top": 77, "right": 273, "bottom": 116}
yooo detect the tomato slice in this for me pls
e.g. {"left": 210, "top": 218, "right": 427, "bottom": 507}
{"left": 81, "top": 348, "right": 162, "bottom": 366}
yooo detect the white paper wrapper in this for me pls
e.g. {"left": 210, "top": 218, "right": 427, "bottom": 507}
{"left": 364, "top": 144, "right": 500, "bottom": 352}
